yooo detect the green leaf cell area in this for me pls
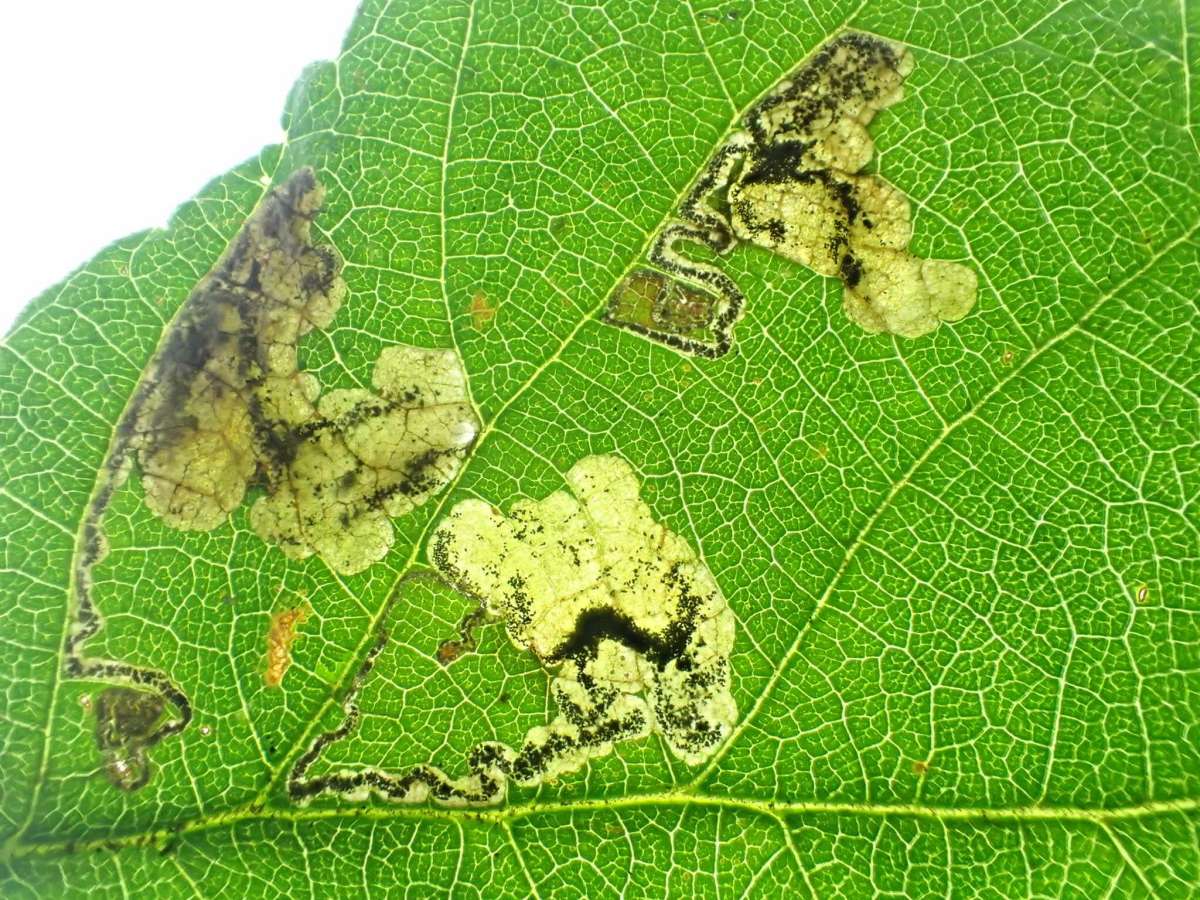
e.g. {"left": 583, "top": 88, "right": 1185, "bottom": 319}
{"left": 0, "top": 0, "right": 1197, "bottom": 897}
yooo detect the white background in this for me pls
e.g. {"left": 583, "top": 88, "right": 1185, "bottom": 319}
{"left": 0, "top": 1, "right": 360, "bottom": 334}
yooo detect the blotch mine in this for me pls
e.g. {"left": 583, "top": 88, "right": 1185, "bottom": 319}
{"left": 288, "top": 456, "right": 737, "bottom": 806}
{"left": 126, "top": 168, "right": 479, "bottom": 574}
{"left": 246, "top": 345, "right": 479, "bottom": 574}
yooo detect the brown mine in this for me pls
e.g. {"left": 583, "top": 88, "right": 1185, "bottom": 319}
{"left": 605, "top": 268, "right": 722, "bottom": 348}
{"left": 93, "top": 687, "right": 167, "bottom": 792}
{"left": 128, "top": 167, "right": 345, "bottom": 535}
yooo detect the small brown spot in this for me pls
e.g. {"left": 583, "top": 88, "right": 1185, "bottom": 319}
{"left": 265, "top": 605, "right": 311, "bottom": 688}
{"left": 1001, "top": 349, "right": 1015, "bottom": 366}
{"left": 469, "top": 291, "right": 497, "bottom": 331}
{"left": 1135, "top": 584, "right": 1150, "bottom": 604}
{"left": 437, "top": 606, "right": 486, "bottom": 666}
{"left": 912, "top": 759, "right": 930, "bottom": 775}
{"left": 436, "top": 639, "right": 468, "bottom": 665}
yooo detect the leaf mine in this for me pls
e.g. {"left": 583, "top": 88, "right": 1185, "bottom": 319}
{"left": 125, "top": 168, "right": 479, "bottom": 574}
{"left": 244, "top": 344, "right": 479, "bottom": 574}
{"left": 289, "top": 456, "right": 737, "bottom": 806}
{"left": 603, "top": 268, "right": 724, "bottom": 350}
{"left": 64, "top": 169, "right": 480, "bottom": 793}
{"left": 435, "top": 606, "right": 487, "bottom": 666}
{"left": 608, "top": 31, "right": 978, "bottom": 357}
{"left": 92, "top": 687, "right": 167, "bottom": 792}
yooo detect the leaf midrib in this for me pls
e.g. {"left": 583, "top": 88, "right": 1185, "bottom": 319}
{"left": 8, "top": 791, "right": 1200, "bottom": 865}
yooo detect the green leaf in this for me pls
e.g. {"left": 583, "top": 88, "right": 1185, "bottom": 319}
{"left": 2, "top": 0, "right": 1197, "bottom": 895}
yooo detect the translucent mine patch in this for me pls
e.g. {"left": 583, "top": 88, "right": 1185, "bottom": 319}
{"left": 433, "top": 452, "right": 736, "bottom": 772}
{"left": 604, "top": 268, "right": 725, "bottom": 354}
{"left": 126, "top": 168, "right": 479, "bottom": 574}
{"left": 93, "top": 687, "right": 167, "bottom": 791}
{"left": 627, "top": 31, "right": 977, "bottom": 356}
{"left": 247, "top": 346, "right": 479, "bottom": 574}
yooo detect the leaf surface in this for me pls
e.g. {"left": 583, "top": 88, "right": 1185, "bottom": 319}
{"left": 1, "top": 0, "right": 1197, "bottom": 895}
